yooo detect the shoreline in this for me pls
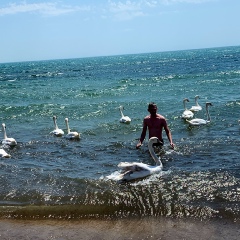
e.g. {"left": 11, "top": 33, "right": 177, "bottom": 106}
{"left": 0, "top": 217, "right": 239, "bottom": 240}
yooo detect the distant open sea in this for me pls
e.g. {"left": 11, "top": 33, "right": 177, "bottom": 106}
{"left": 0, "top": 46, "right": 240, "bottom": 222}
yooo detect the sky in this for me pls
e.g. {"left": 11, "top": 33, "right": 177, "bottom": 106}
{"left": 0, "top": 0, "right": 239, "bottom": 63}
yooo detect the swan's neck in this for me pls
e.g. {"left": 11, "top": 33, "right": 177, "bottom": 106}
{"left": 195, "top": 98, "right": 199, "bottom": 106}
{"left": 119, "top": 108, "right": 124, "bottom": 118}
{"left": 2, "top": 125, "right": 7, "bottom": 139}
{"left": 183, "top": 101, "right": 187, "bottom": 110}
{"left": 148, "top": 144, "right": 162, "bottom": 167}
{"left": 65, "top": 121, "right": 70, "bottom": 133}
{"left": 206, "top": 106, "right": 211, "bottom": 121}
{"left": 54, "top": 119, "right": 59, "bottom": 129}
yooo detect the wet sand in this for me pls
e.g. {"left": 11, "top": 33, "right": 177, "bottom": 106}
{"left": 0, "top": 218, "right": 239, "bottom": 240}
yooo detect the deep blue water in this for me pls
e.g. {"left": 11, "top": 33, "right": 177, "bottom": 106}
{"left": 0, "top": 46, "right": 240, "bottom": 221}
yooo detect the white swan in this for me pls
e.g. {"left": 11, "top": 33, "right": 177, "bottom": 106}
{"left": 65, "top": 118, "right": 80, "bottom": 140}
{"left": 114, "top": 137, "right": 163, "bottom": 182}
{"left": 186, "top": 102, "right": 213, "bottom": 126}
{"left": 182, "top": 98, "right": 194, "bottom": 119}
{"left": 1, "top": 123, "right": 17, "bottom": 146}
{"left": 50, "top": 116, "right": 64, "bottom": 137}
{"left": 119, "top": 106, "right": 131, "bottom": 124}
{"left": 0, "top": 148, "right": 11, "bottom": 158}
{"left": 189, "top": 95, "right": 202, "bottom": 112}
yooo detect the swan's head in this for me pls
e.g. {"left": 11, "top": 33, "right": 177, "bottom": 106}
{"left": 148, "top": 137, "right": 161, "bottom": 147}
{"left": 53, "top": 116, "right": 57, "bottom": 120}
{"left": 119, "top": 106, "right": 124, "bottom": 111}
{"left": 2, "top": 123, "right": 6, "bottom": 128}
{"left": 183, "top": 98, "right": 190, "bottom": 103}
{"left": 195, "top": 95, "right": 200, "bottom": 99}
{"left": 206, "top": 102, "right": 213, "bottom": 107}
{"left": 65, "top": 118, "right": 68, "bottom": 122}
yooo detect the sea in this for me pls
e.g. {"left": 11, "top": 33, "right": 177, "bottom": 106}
{"left": 0, "top": 46, "right": 240, "bottom": 222}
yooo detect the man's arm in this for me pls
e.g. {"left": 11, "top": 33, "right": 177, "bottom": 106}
{"left": 136, "top": 119, "right": 147, "bottom": 149}
{"left": 164, "top": 122, "right": 174, "bottom": 148}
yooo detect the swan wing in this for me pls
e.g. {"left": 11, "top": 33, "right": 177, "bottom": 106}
{"left": 118, "top": 162, "right": 150, "bottom": 171}
{"left": 182, "top": 110, "right": 194, "bottom": 119}
{"left": 117, "top": 162, "right": 162, "bottom": 181}
{"left": 120, "top": 116, "right": 131, "bottom": 123}
{"left": 2, "top": 138, "right": 17, "bottom": 146}
{"left": 106, "top": 169, "right": 150, "bottom": 182}
{"left": 50, "top": 129, "right": 64, "bottom": 137}
{"left": 119, "top": 169, "right": 151, "bottom": 181}
{"left": 187, "top": 118, "right": 207, "bottom": 125}
{"left": 117, "top": 166, "right": 162, "bottom": 182}
{"left": 189, "top": 106, "right": 202, "bottom": 112}
{"left": 65, "top": 132, "right": 80, "bottom": 140}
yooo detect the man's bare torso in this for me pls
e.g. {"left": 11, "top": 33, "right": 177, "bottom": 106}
{"left": 144, "top": 113, "right": 166, "bottom": 141}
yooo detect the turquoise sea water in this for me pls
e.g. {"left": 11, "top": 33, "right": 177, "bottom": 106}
{"left": 0, "top": 46, "right": 240, "bottom": 221}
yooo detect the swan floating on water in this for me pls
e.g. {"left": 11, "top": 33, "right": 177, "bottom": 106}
{"left": 182, "top": 98, "right": 194, "bottom": 119}
{"left": 186, "top": 102, "right": 213, "bottom": 126}
{"left": 65, "top": 118, "right": 80, "bottom": 140}
{"left": 0, "top": 148, "right": 11, "bottom": 158}
{"left": 119, "top": 106, "right": 131, "bottom": 124}
{"left": 110, "top": 137, "right": 163, "bottom": 182}
{"left": 1, "top": 123, "right": 17, "bottom": 146}
{"left": 189, "top": 95, "right": 202, "bottom": 112}
{"left": 50, "top": 116, "right": 64, "bottom": 137}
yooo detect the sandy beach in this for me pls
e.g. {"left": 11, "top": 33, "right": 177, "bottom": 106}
{"left": 0, "top": 217, "right": 239, "bottom": 240}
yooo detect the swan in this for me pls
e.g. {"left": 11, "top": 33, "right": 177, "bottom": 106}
{"left": 1, "top": 123, "right": 17, "bottom": 146}
{"left": 119, "top": 106, "right": 131, "bottom": 124}
{"left": 50, "top": 116, "right": 64, "bottom": 137}
{"left": 114, "top": 137, "right": 163, "bottom": 182}
{"left": 0, "top": 148, "right": 11, "bottom": 158}
{"left": 65, "top": 118, "right": 80, "bottom": 140}
{"left": 186, "top": 102, "right": 213, "bottom": 126}
{"left": 189, "top": 95, "right": 202, "bottom": 112}
{"left": 182, "top": 98, "right": 194, "bottom": 119}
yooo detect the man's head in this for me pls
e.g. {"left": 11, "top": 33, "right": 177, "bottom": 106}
{"left": 148, "top": 102, "right": 157, "bottom": 116}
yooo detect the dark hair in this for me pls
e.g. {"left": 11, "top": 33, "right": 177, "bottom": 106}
{"left": 148, "top": 102, "right": 157, "bottom": 111}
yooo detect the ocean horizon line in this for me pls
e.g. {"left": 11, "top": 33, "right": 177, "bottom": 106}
{"left": 1, "top": 44, "right": 239, "bottom": 64}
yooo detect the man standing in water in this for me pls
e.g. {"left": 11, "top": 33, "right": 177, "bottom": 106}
{"left": 136, "top": 102, "right": 174, "bottom": 149}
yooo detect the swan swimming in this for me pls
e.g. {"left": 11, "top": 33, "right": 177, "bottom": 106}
{"left": 182, "top": 98, "right": 194, "bottom": 119}
{"left": 1, "top": 123, "right": 17, "bottom": 146}
{"left": 189, "top": 95, "right": 202, "bottom": 112}
{"left": 65, "top": 118, "right": 80, "bottom": 140}
{"left": 50, "top": 116, "right": 64, "bottom": 137}
{"left": 0, "top": 148, "right": 11, "bottom": 158}
{"left": 111, "top": 137, "right": 163, "bottom": 182}
{"left": 119, "top": 106, "right": 131, "bottom": 124}
{"left": 186, "top": 102, "right": 213, "bottom": 126}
